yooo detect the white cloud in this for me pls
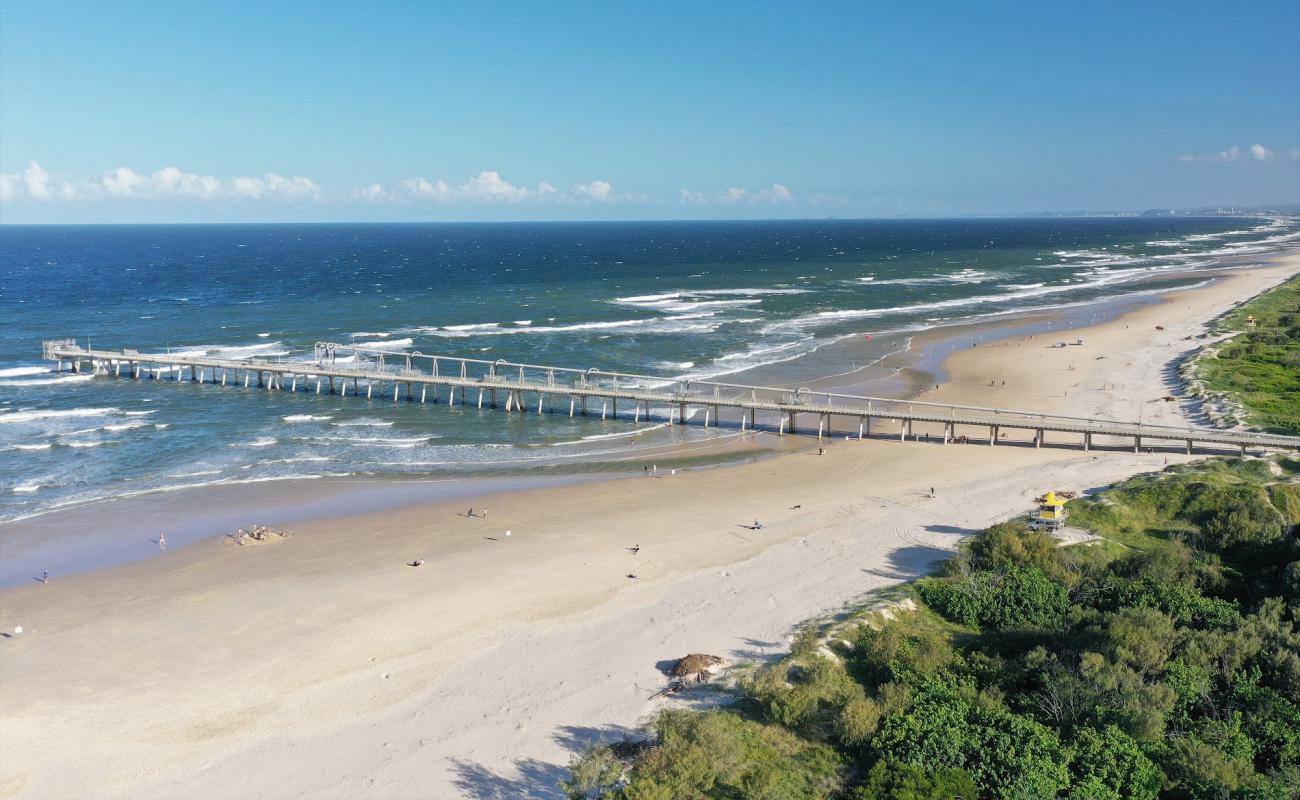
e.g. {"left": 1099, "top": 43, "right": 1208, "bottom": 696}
{"left": 230, "top": 172, "right": 321, "bottom": 200}
{"left": 573, "top": 180, "right": 613, "bottom": 202}
{"left": 361, "top": 172, "right": 629, "bottom": 205}
{"left": 679, "top": 183, "right": 794, "bottom": 205}
{"left": 99, "top": 166, "right": 223, "bottom": 198}
{"left": 8, "top": 161, "right": 79, "bottom": 200}
{"left": 356, "top": 182, "right": 390, "bottom": 200}
{"left": 1178, "top": 143, "right": 1283, "bottom": 163}
{"left": 401, "top": 177, "right": 453, "bottom": 200}
{"left": 0, "top": 161, "right": 320, "bottom": 203}
{"left": 459, "top": 170, "right": 531, "bottom": 202}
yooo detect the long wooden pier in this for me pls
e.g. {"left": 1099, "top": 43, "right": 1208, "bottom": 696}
{"left": 41, "top": 339, "right": 1300, "bottom": 455}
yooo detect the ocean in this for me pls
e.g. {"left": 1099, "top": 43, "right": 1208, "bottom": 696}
{"left": 2, "top": 216, "right": 1297, "bottom": 524}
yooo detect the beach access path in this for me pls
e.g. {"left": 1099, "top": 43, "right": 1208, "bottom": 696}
{"left": 0, "top": 254, "right": 1296, "bottom": 800}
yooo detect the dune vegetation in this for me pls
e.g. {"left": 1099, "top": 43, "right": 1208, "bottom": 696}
{"left": 564, "top": 457, "right": 1300, "bottom": 799}
{"left": 1188, "top": 276, "right": 1300, "bottom": 435}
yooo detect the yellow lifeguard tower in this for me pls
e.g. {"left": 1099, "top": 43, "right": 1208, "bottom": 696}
{"left": 1031, "top": 491, "right": 1069, "bottom": 531}
{"left": 1245, "top": 314, "right": 1258, "bottom": 328}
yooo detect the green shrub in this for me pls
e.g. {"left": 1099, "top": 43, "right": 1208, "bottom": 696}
{"left": 870, "top": 689, "right": 1070, "bottom": 800}
{"left": 853, "top": 758, "right": 977, "bottom": 799}
{"left": 1067, "top": 725, "right": 1163, "bottom": 800}
{"left": 918, "top": 564, "right": 1068, "bottom": 631}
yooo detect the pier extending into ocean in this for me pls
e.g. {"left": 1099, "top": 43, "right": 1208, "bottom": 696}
{"left": 41, "top": 339, "right": 1300, "bottom": 455}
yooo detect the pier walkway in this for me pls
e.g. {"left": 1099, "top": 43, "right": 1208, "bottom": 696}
{"left": 41, "top": 339, "right": 1300, "bottom": 455}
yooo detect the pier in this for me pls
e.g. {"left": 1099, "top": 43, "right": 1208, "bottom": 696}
{"left": 41, "top": 339, "right": 1300, "bottom": 455}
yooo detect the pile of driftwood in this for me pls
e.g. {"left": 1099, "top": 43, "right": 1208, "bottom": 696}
{"left": 231, "top": 524, "right": 293, "bottom": 546}
{"left": 650, "top": 653, "right": 725, "bottom": 698}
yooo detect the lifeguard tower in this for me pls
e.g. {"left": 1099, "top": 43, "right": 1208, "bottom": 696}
{"left": 1245, "top": 314, "right": 1258, "bottom": 328}
{"left": 1031, "top": 491, "right": 1069, "bottom": 531}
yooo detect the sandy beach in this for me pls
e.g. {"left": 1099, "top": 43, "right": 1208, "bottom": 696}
{"left": 1, "top": 254, "right": 1297, "bottom": 800}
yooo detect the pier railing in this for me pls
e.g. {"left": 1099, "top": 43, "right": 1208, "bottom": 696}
{"left": 41, "top": 339, "right": 1300, "bottom": 454}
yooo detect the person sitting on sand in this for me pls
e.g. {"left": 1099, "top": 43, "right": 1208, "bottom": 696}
{"left": 628, "top": 545, "right": 641, "bottom": 554}
{"left": 753, "top": 519, "right": 763, "bottom": 530}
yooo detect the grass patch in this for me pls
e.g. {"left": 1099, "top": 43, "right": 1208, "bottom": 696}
{"left": 1193, "top": 275, "right": 1300, "bottom": 434}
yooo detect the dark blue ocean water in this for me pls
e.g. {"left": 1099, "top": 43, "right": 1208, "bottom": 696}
{"left": 2, "top": 217, "right": 1297, "bottom": 522}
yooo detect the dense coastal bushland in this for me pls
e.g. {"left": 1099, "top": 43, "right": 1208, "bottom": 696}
{"left": 1186, "top": 276, "right": 1300, "bottom": 434}
{"left": 564, "top": 457, "right": 1300, "bottom": 799}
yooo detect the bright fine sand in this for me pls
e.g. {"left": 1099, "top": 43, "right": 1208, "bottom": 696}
{"left": 1, "top": 254, "right": 1297, "bottom": 799}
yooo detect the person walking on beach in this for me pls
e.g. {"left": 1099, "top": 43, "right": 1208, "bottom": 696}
{"left": 159, "top": 533, "right": 166, "bottom": 551}
{"left": 467, "top": 506, "right": 475, "bottom": 518}
{"left": 40, "top": 569, "right": 48, "bottom": 584}
{"left": 930, "top": 486, "right": 936, "bottom": 498}
{"left": 482, "top": 507, "right": 488, "bottom": 519}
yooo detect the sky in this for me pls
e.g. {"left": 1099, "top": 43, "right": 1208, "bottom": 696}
{"left": 1, "top": 1, "right": 1298, "bottom": 223}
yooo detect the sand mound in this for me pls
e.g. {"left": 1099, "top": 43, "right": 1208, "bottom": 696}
{"left": 228, "top": 524, "right": 293, "bottom": 547}
{"left": 670, "top": 653, "right": 724, "bottom": 679}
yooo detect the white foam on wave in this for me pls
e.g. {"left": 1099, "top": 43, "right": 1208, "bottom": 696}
{"left": 102, "top": 421, "right": 149, "bottom": 432}
{"left": 169, "top": 341, "right": 291, "bottom": 359}
{"left": 12, "top": 482, "right": 41, "bottom": 494}
{"left": 614, "top": 288, "right": 805, "bottom": 304}
{"left": 282, "top": 414, "right": 333, "bottom": 422}
{"left": 0, "top": 407, "right": 120, "bottom": 424}
{"left": 302, "top": 435, "right": 434, "bottom": 445}
{"left": 0, "top": 374, "right": 96, "bottom": 387}
{"left": 352, "top": 337, "right": 414, "bottom": 349}
{"left": 854, "top": 269, "right": 997, "bottom": 287}
{"left": 417, "top": 316, "right": 727, "bottom": 337}
{"left": 65, "top": 440, "right": 111, "bottom": 448}
{"left": 540, "top": 422, "right": 673, "bottom": 447}
{"left": 0, "top": 366, "right": 50, "bottom": 378}
{"left": 768, "top": 264, "right": 1183, "bottom": 333}
{"left": 330, "top": 418, "right": 394, "bottom": 427}
{"left": 1, "top": 443, "right": 52, "bottom": 452}
{"left": 236, "top": 437, "right": 277, "bottom": 448}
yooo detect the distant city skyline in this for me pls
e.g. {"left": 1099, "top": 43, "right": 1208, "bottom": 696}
{"left": 2, "top": 1, "right": 1298, "bottom": 223}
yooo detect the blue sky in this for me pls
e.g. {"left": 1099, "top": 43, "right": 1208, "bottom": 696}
{"left": 1, "top": 1, "right": 1297, "bottom": 223}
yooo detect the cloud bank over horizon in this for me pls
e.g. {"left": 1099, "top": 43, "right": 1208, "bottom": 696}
{"left": 1, "top": 163, "right": 811, "bottom": 212}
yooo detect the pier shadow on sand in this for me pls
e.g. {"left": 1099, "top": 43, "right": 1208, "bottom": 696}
{"left": 449, "top": 757, "right": 569, "bottom": 800}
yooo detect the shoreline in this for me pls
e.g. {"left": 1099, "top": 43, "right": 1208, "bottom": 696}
{"left": 0, "top": 264, "right": 1254, "bottom": 587}
{"left": 1, "top": 252, "right": 1297, "bottom": 799}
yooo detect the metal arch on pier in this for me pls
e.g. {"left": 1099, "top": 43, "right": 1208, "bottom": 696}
{"left": 40, "top": 339, "right": 1300, "bottom": 455}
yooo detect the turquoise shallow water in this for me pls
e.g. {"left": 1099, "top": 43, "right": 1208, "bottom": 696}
{"left": 1, "top": 217, "right": 1297, "bottom": 523}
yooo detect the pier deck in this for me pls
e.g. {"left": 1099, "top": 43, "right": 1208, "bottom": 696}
{"left": 41, "top": 339, "right": 1300, "bottom": 455}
